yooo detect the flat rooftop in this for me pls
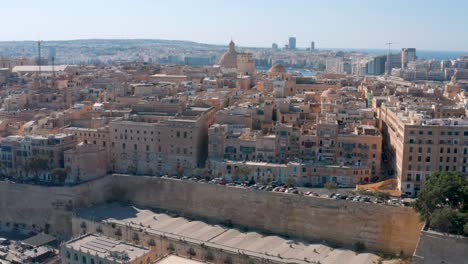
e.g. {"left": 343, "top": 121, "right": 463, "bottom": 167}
{"left": 155, "top": 255, "right": 204, "bottom": 264}
{"left": 65, "top": 234, "right": 149, "bottom": 263}
{"left": 77, "top": 204, "right": 399, "bottom": 264}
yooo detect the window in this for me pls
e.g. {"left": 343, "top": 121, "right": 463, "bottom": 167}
{"left": 418, "top": 156, "right": 421, "bottom": 162}
{"left": 82, "top": 256, "right": 87, "bottom": 264}
{"left": 122, "top": 143, "right": 126, "bottom": 149}
{"left": 146, "top": 145, "right": 149, "bottom": 151}
{"left": 409, "top": 147, "right": 413, "bottom": 153}
{"left": 177, "top": 131, "right": 180, "bottom": 138}
{"left": 409, "top": 156, "right": 413, "bottom": 161}
{"left": 66, "top": 251, "right": 71, "bottom": 259}
{"left": 418, "top": 147, "right": 422, "bottom": 153}
{"left": 426, "top": 157, "right": 430, "bottom": 162}
{"left": 74, "top": 254, "right": 78, "bottom": 261}
{"left": 416, "top": 174, "right": 421, "bottom": 182}
{"left": 454, "top": 148, "right": 458, "bottom": 154}
{"left": 464, "top": 131, "right": 468, "bottom": 136}
{"left": 419, "top": 131, "right": 423, "bottom": 135}
{"left": 428, "top": 131, "right": 433, "bottom": 135}
{"left": 427, "top": 147, "right": 431, "bottom": 153}
{"left": 134, "top": 144, "right": 137, "bottom": 151}
{"left": 406, "top": 174, "right": 412, "bottom": 181}
{"left": 454, "top": 157, "right": 457, "bottom": 162}
{"left": 91, "top": 259, "right": 95, "bottom": 264}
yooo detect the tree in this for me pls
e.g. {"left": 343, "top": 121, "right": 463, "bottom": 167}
{"left": 175, "top": 165, "right": 185, "bottom": 177}
{"left": 414, "top": 172, "right": 468, "bottom": 235}
{"left": 285, "top": 177, "right": 296, "bottom": 187}
{"left": 24, "top": 157, "right": 49, "bottom": 179}
{"left": 0, "top": 160, "right": 6, "bottom": 177}
{"left": 429, "top": 208, "right": 456, "bottom": 233}
{"left": 127, "top": 164, "right": 137, "bottom": 175}
{"left": 325, "top": 182, "right": 338, "bottom": 191}
{"left": 50, "top": 168, "right": 67, "bottom": 184}
{"left": 375, "top": 191, "right": 390, "bottom": 201}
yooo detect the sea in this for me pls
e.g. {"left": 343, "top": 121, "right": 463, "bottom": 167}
{"left": 326, "top": 48, "right": 467, "bottom": 61}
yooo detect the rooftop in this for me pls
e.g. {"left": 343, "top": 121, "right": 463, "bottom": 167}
{"left": 155, "top": 255, "right": 204, "bottom": 264}
{"left": 64, "top": 234, "right": 150, "bottom": 263}
{"left": 77, "top": 204, "right": 398, "bottom": 264}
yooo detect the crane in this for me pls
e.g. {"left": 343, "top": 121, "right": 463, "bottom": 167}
{"left": 37, "top": 40, "right": 43, "bottom": 87}
{"left": 385, "top": 42, "right": 399, "bottom": 75}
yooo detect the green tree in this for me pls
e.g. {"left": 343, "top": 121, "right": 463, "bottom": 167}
{"left": 25, "top": 157, "right": 49, "bottom": 180}
{"left": 50, "top": 168, "right": 67, "bottom": 184}
{"left": 325, "top": 182, "right": 338, "bottom": 191}
{"left": 285, "top": 177, "right": 296, "bottom": 187}
{"left": 414, "top": 172, "right": 468, "bottom": 235}
{"left": 127, "top": 164, "right": 137, "bottom": 175}
{"left": 0, "top": 160, "right": 6, "bottom": 177}
{"left": 375, "top": 191, "right": 390, "bottom": 201}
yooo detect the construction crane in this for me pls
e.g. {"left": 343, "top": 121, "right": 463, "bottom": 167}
{"left": 385, "top": 42, "right": 399, "bottom": 75}
{"left": 51, "top": 54, "right": 56, "bottom": 88}
{"left": 37, "top": 40, "right": 43, "bottom": 87}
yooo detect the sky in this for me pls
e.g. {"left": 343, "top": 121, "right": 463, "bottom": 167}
{"left": 1, "top": 0, "right": 467, "bottom": 51}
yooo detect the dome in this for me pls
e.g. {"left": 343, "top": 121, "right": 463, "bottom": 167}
{"left": 268, "top": 63, "right": 287, "bottom": 75}
{"left": 321, "top": 88, "right": 337, "bottom": 97}
{"left": 218, "top": 41, "right": 238, "bottom": 69}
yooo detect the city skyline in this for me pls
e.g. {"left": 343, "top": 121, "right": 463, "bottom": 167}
{"left": 2, "top": 0, "right": 468, "bottom": 52}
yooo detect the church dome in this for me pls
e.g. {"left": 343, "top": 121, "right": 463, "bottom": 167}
{"left": 268, "top": 63, "right": 287, "bottom": 75}
{"left": 218, "top": 40, "right": 238, "bottom": 69}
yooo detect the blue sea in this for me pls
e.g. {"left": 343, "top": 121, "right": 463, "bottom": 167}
{"left": 325, "top": 48, "right": 467, "bottom": 60}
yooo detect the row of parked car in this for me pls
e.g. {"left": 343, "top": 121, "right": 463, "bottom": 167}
{"left": 162, "top": 176, "right": 406, "bottom": 206}
{"left": 327, "top": 193, "right": 405, "bottom": 206}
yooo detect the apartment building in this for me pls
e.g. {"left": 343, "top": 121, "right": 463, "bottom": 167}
{"left": 0, "top": 134, "right": 76, "bottom": 181}
{"left": 379, "top": 103, "right": 468, "bottom": 196}
{"left": 108, "top": 105, "right": 214, "bottom": 176}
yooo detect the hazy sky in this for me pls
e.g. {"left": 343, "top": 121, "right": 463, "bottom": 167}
{"left": 2, "top": 0, "right": 467, "bottom": 51}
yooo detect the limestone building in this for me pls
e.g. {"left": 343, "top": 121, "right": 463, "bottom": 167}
{"left": 378, "top": 103, "right": 468, "bottom": 196}
{"left": 60, "top": 234, "right": 156, "bottom": 264}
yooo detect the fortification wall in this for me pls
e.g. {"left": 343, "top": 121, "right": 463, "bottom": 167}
{"left": 0, "top": 176, "right": 112, "bottom": 238}
{"left": 0, "top": 174, "right": 424, "bottom": 256}
{"left": 109, "top": 175, "right": 424, "bottom": 256}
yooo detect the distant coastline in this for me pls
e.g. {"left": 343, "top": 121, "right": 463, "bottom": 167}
{"left": 321, "top": 48, "right": 468, "bottom": 60}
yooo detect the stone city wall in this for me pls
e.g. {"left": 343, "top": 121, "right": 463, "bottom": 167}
{"left": 0, "top": 176, "right": 113, "bottom": 238}
{"left": 0, "top": 174, "right": 424, "bottom": 256}
{"left": 109, "top": 175, "right": 424, "bottom": 256}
